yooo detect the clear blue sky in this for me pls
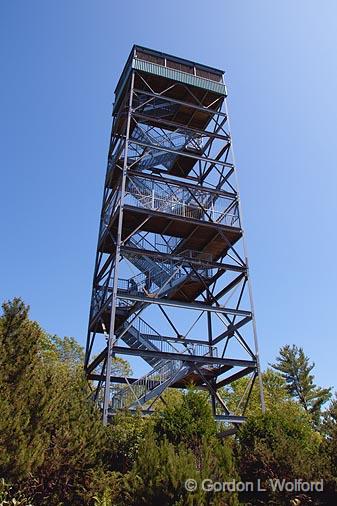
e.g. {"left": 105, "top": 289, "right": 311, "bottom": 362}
{"left": 1, "top": 1, "right": 336, "bottom": 391}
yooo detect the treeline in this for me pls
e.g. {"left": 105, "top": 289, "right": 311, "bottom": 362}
{"left": 0, "top": 298, "right": 337, "bottom": 505}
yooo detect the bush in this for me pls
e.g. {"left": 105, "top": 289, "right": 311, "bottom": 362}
{"left": 122, "top": 430, "right": 238, "bottom": 506}
{"left": 236, "top": 405, "right": 329, "bottom": 504}
{"left": 153, "top": 389, "right": 216, "bottom": 449}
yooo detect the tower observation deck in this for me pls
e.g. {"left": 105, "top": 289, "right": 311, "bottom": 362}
{"left": 84, "top": 46, "right": 265, "bottom": 431}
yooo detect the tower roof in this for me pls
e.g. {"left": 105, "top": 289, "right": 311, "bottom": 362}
{"left": 114, "top": 45, "right": 227, "bottom": 108}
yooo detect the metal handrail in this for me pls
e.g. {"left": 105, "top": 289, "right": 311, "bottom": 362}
{"left": 125, "top": 177, "right": 240, "bottom": 227}
{"left": 113, "top": 359, "right": 183, "bottom": 409}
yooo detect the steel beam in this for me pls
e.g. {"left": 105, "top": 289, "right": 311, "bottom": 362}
{"left": 111, "top": 346, "right": 256, "bottom": 368}
{"left": 116, "top": 292, "right": 252, "bottom": 316}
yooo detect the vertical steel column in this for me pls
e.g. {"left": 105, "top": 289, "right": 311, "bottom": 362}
{"left": 102, "top": 72, "right": 135, "bottom": 425}
{"left": 207, "top": 306, "right": 216, "bottom": 416}
{"left": 85, "top": 189, "right": 110, "bottom": 368}
{"left": 223, "top": 98, "right": 266, "bottom": 413}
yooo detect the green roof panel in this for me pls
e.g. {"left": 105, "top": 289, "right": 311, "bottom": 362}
{"left": 132, "top": 58, "right": 227, "bottom": 95}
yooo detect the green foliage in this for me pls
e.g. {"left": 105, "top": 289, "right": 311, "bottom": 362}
{"left": 153, "top": 386, "right": 183, "bottom": 410}
{"left": 0, "top": 478, "right": 33, "bottom": 506}
{"left": 236, "top": 407, "right": 328, "bottom": 504}
{"left": 122, "top": 430, "right": 238, "bottom": 506}
{"left": 104, "top": 411, "right": 148, "bottom": 472}
{"left": 131, "top": 389, "right": 239, "bottom": 505}
{"left": 153, "top": 389, "right": 216, "bottom": 448}
{"left": 271, "top": 344, "right": 332, "bottom": 424}
{"left": 47, "top": 334, "right": 85, "bottom": 365}
{"left": 29, "top": 369, "right": 108, "bottom": 504}
{"left": 0, "top": 298, "right": 108, "bottom": 504}
{"left": 110, "top": 356, "right": 132, "bottom": 376}
{"left": 322, "top": 394, "right": 337, "bottom": 438}
{"left": 81, "top": 469, "right": 123, "bottom": 506}
{"left": 0, "top": 298, "right": 54, "bottom": 479}
{"left": 221, "top": 368, "right": 290, "bottom": 416}
{"left": 322, "top": 394, "right": 337, "bottom": 478}
{"left": 1, "top": 298, "right": 335, "bottom": 505}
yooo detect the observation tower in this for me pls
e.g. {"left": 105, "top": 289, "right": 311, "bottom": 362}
{"left": 84, "top": 46, "right": 265, "bottom": 431}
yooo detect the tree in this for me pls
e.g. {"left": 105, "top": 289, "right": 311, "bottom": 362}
{"left": 123, "top": 431, "right": 238, "bottom": 506}
{"left": 0, "top": 298, "right": 112, "bottom": 505}
{"left": 110, "top": 356, "right": 132, "bottom": 377}
{"left": 236, "top": 406, "right": 328, "bottom": 505}
{"left": 0, "top": 478, "right": 33, "bottom": 505}
{"left": 0, "top": 298, "right": 53, "bottom": 479}
{"left": 124, "top": 388, "right": 239, "bottom": 506}
{"left": 153, "top": 389, "right": 216, "bottom": 449}
{"left": 221, "top": 368, "right": 291, "bottom": 417}
{"left": 1, "top": 297, "right": 335, "bottom": 505}
{"left": 104, "top": 411, "right": 148, "bottom": 473}
{"left": 271, "top": 345, "right": 331, "bottom": 424}
{"left": 48, "top": 334, "right": 84, "bottom": 366}
{"left": 322, "top": 394, "right": 337, "bottom": 478}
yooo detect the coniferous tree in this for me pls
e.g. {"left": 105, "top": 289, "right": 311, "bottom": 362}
{"left": 1, "top": 298, "right": 335, "bottom": 505}
{"left": 123, "top": 430, "right": 239, "bottom": 506}
{"left": 123, "top": 391, "right": 239, "bottom": 506}
{"left": 271, "top": 345, "right": 331, "bottom": 424}
{"left": 0, "top": 298, "right": 112, "bottom": 504}
{"left": 153, "top": 389, "right": 216, "bottom": 449}
{"left": 322, "top": 394, "right": 337, "bottom": 477}
{"left": 0, "top": 298, "right": 52, "bottom": 479}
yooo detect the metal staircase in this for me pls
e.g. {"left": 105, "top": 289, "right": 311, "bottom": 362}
{"left": 111, "top": 261, "right": 215, "bottom": 410}
{"left": 113, "top": 360, "right": 187, "bottom": 409}
{"left": 131, "top": 124, "right": 196, "bottom": 171}
{"left": 113, "top": 315, "right": 216, "bottom": 410}
{"left": 118, "top": 321, "right": 163, "bottom": 368}
{"left": 126, "top": 243, "right": 173, "bottom": 287}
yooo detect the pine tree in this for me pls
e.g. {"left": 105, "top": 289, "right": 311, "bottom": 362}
{"left": 0, "top": 298, "right": 52, "bottom": 479}
{"left": 153, "top": 389, "right": 216, "bottom": 449}
{"left": 0, "top": 298, "right": 110, "bottom": 504}
{"left": 322, "top": 394, "right": 337, "bottom": 477}
{"left": 123, "top": 424, "right": 238, "bottom": 506}
{"left": 271, "top": 344, "right": 331, "bottom": 424}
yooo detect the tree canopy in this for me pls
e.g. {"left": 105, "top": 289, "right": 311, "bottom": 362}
{"left": 0, "top": 298, "right": 336, "bottom": 505}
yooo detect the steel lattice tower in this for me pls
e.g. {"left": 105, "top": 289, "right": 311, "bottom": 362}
{"left": 84, "top": 46, "right": 265, "bottom": 431}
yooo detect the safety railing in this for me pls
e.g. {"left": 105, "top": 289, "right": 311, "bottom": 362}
{"left": 99, "top": 189, "right": 120, "bottom": 240}
{"left": 117, "top": 265, "right": 185, "bottom": 296}
{"left": 91, "top": 257, "right": 214, "bottom": 321}
{"left": 178, "top": 249, "right": 213, "bottom": 263}
{"left": 117, "top": 260, "right": 213, "bottom": 297}
{"left": 113, "top": 359, "right": 183, "bottom": 410}
{"left": 146, "top": 336, "right": 217, "bottom": 358}
{"left": 100, "top": 176, "right": 240, "bottom": 246}
{"left": 134, "top": 94, "right": 179, "bottom": 120}
{"left": 112, "top": 336, "right": 218, "bottom": 410}
{"left": 125, "top": 176, "right": 240, "bottom": 227}
{"left": 123, "top": 315, "right": 217, "bottom": 358}
{"left": 90, "top": 286, "right": 131, "bottom": 321}
{"left": 120, "top": 316, "right": 180, "bottom": 356}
